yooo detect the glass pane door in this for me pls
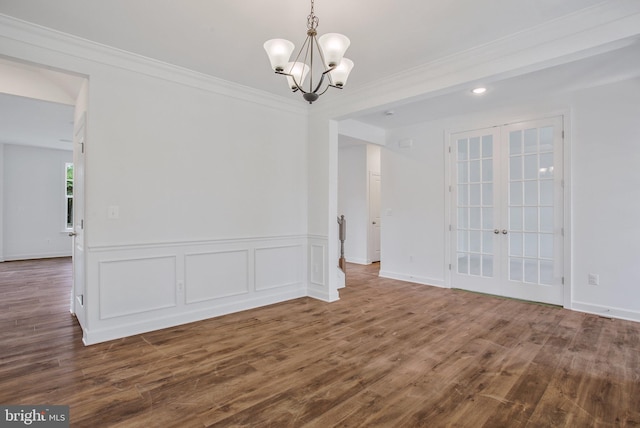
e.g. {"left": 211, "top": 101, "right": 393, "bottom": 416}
{"left": 451, "top": 128, "right": 501, "bottom": 296}
{"left": 502, "top": 118, "right": 563, "bottom": 304}
{"left": 451, "top": 117, "right": 564, "bottom": 305}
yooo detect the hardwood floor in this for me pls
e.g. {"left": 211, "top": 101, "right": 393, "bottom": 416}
{"left": 1, "top": 258, "right": 639, "bottom": 427}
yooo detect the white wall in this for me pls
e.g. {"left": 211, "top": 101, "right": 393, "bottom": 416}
{"left": 2, "top": 144, "right": 72, "bottom": 260}
{"left": 380, "top": 126, "right": 447, "bottom": 286}
{"left": 87, "top": 67, "right": 308, "bottom": 246}
{"left": 379, "top": 77, "right": 640, "bottom": 321}
{"left": 570, "top": 78, "right": 640, "bottom": 320}
{"left": 0, "top": 144, "right": 3, "bottom": 260}
{"left": 0, "top": 16, "right": 311, "bottom": 344}
{"left": 82, "top": 65, "right": 310, "bottom": 343}
{"left": 338, "top": 144, "right": 367, "bottom": 264}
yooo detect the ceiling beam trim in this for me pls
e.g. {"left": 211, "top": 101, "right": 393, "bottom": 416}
{"left": 315, "top": 1, "right": 640, "bottom": 118}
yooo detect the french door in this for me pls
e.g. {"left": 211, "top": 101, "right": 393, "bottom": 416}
{"left": 450, "top": 117, "right": 564, "bottom": 305}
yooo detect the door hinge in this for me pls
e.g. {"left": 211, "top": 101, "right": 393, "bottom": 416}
{"left": 81, "top": 219, "right": 84, "bottom": 229}
{"left": 562, "top": 130, "right": 565, "bottom": 139}
{"left": 81, "top": 142, "right": 85, "bottom": 153}
{"left": 561, "top": 277, "right": 565, "bottom": 285}
{"left": 448, "top": 146, "right": 452, "bottom": 154}
{"left": 449, "top": 185, "right": 452, "bottom": 192}
{"left": 449, "top": 264, "right": 452, "bottom": 270}
{"left": 449, "top": 224, "right": 452, "bottom": 231}
{"left": 561, "top": 227, "right": 564, "bottom": 236}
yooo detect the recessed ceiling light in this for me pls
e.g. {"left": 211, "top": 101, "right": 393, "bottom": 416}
{"left": 384, "top": 110, "right": 395, "bottom": 116}
{"left": 472, "top": 87, "right": 487, "bottom": 95}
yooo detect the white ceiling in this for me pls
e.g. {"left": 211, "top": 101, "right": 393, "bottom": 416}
{"left": 353, "top": 42, "right": 640, "bottom": 129}
{"left": 0, "top": 0, "right": 608, "bottom": 99}
{"left": 0, "top": 0, "right": 637, "bottom": 146}
{"left": 0, "top": 93, "right": 74, "bottom": 151}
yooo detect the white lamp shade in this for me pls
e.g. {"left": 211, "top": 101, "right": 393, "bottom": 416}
{"left": 264, "top": 39, "right": 295, "bottom": 71}
{"left": 285, "top": 62, "right": 310, "bottom": 89}
{"left": 329, "top": 58, "right": 354, "bottom": 87}
{"left": 318, "top": 33, "right": 350, "bottom": 68}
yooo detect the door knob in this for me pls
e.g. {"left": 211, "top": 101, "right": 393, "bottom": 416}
{"left": 373, "top": 221, "right": 377, "bottom": 224}
{"left": 68, "top": 232, "right": 77, "bottom": 237}
{"left": 502, "top": 229, "right": 508, "bottom": 234}
{"left": 494, "top": 229, "right": 500, "bottom": 234}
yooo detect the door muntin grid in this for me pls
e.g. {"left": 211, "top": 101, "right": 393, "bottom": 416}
{"left": 507, "top": 126, "right": 555, "bottom": 286}
{"left": 456, "top": 134, "right": 494, "bottom": 278}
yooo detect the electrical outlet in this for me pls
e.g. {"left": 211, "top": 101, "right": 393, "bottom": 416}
{"left": 588, "top": 273, "right": 599, "bottom": 286}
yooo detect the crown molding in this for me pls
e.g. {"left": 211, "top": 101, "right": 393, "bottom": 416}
{"left": 316, "top": 1, "right": 640, "bottom": 118}
{"left": 0, "top": 14, "right": 308, "bottom": 116}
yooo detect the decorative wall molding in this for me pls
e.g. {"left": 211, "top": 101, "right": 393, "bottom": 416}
{"left": 88, "top": 234, "right": 309, "bottom": 252}
{"left": 0, "top": 14, "right": 307, "bottom": 116}
{"left": 255, "top": 245, "right": 303, "bottom": 291}
{"left": 99, "top": 255, "right": 177, "bottom": 319}
{"left": 184, "top": 250, "right": 249, "bottom": 304}
{"left": 83, "top": 235, "right": 317, "bottom": 344}
{"left": 309, "top": 244, "right": 326, "bottom": 286}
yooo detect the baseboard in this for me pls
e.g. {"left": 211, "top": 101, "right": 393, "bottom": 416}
{"left": 345, "top": 257, "right": 369, "bottom": 265}
{"left": 307, "top": 283, "right": 340, "bottom": 303}
{"left": 3, "top": 251, "right": 72, "bottom": 261}
{"left": 83, "top": 289, "right": 307, "bottom": 345}
{"left": 570, "top": 301, "right": 640, "bottom": 323}
{"left": 379, "top": 270, "right": 446, "bottom": 288}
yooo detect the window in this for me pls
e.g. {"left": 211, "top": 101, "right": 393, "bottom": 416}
{"left": 65, "top": 163, "right": 73, "bottom": 230}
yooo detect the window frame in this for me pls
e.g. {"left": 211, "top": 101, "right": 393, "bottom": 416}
{"left": 65, "top": 162, "right": 73, "bottom": 231}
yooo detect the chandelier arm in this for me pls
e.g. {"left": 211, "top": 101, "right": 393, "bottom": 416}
{"left": 309, "top": 66, "right": 332, "bottom": 95}
{"left": 314, "top": 37, "right": 335, "bottom": 86}
{"left": 308, "top": 36, "right": 315, "bottom": 93}
{"left": 274, "top": 70, "right": 309, "bottom": 94}
{"left": 281, "top": 34, "right": 313, "bottom": 94}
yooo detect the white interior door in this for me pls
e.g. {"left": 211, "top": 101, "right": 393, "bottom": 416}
{"left": 501, "top": 118, "right": 564, "bottom": 304}
{"left": 451, "top": 117, "right": 564, "bottom": 305}
{"left": 369, "top": 172, "right": 381, "bottom": 263}
{"left": 451, "top": 128, "right": 502, "bottom": 295}
{"left": 70, "top": 82, "right": 88, "bottom": 330}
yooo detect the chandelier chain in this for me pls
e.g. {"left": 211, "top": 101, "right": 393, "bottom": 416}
{"left": 307, "top": 0, "right": 319, "bottom": 31}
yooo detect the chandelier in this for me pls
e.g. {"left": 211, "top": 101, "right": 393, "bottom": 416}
{"left": 263, "top": 0, "right": 354, "bottom": 104}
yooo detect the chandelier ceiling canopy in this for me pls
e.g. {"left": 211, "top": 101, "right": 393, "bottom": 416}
{"left": 263, "top": 0, "right": 354, "bottom": 104}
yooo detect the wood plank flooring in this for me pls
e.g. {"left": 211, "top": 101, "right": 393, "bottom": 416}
{"left": 1, "top": 258, "right": 639, "bottom": 427}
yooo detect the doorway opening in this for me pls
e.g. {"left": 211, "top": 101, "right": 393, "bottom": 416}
{"left": 337, "top": 140, "right": 382, "bottom": 269}
{"left": 0, "top": 56, "right": 88, "bottom": 330}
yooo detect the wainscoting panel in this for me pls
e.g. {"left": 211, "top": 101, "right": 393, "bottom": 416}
{"left": 255, "top": 245, "right": 302, "bottom": 291}
{"left": 310, "top": 244, "right": 326, "bottom": 286}
{"left": 185, "top": 250, "right": 249, "bottom": 304}
{"left": 84, "top": 235, "right": 310, "bottom": 344}
{"left": 99, "top": 256, "right": 177, "bottom": 319}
